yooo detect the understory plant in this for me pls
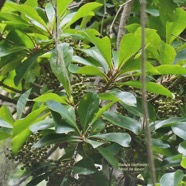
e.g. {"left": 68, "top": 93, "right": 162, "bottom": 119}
{"left": 0, "top": 0, "right": 186, "bottom": 185}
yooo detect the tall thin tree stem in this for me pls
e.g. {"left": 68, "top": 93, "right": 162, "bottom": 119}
{"left": 140, "top": 0, "right": 156, "bottom": 185}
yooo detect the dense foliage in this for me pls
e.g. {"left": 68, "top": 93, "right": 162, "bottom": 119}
{"left": 0, "top": 0, "right": 186, "bottom": 185}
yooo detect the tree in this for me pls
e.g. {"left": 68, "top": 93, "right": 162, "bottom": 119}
{"left": 0, "top": 0, "right": 186, "bottom": 185}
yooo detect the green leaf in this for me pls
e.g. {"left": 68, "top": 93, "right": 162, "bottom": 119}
{"left": 156, "top": 65, "right": 186, "bottom": 75}
{"left": 152, "top": 138, "right": 170, "bottom": 149}
{"left": 33, "top": 93, "right": 67, "bottom": 104}
{"left": 50, "top": 43, "right": 73, "bottom": 96}
{"left": 181, "top": 157, "right": 186, "bottom": 169}
{"left": 174, "top": 49, "right": 186, "bottom": 64}
{"left": 102, "top": 111, "right": 141, "bottom": 134}
{"left": 91, "top": 133, "right": 131, "bottom": 147}
{"left": 155, "top": 117, "right": 186, "bottom": 130}
{"left": 160, "top": 170, "right": 184, "bottom": 186}
{"left": 0, "top": 44, "right": 26, "bottom": 58}
{"left": 33, "top": 133, "right": 79, "bottom": 148}
{"left": 12, "top": 106, "right": 47, "bottom": 154}
{"left": 73, "top": 158, "right": 97, "bottom": 175}
{"left": 178, "top": 141, "right": 186, "bottom": 156}
{"left": 0, "top": 118, "right": 13, "bottom": 128}
{"left": 172, "top": 122, "right": 186, "bottom": 140}
{"left": 12, "top": 129, "right": 31, "bottom": 154}
{"left": 158, "top": 41, "right": 176, "bottom": 64}
{"left": 51, "top": 111, "right": 75, "bottom": 134}
{"left": 8, "top": 2, "right": 47, "bottom": 31}
{"left": 123, "top": 81, "right": 173, "bottom": 98}
{"left": 79, "top": 47, "right": 109, "bottom": 71}
{"left": 166, "top": 8, "right": 186, "bottom": 44}
{"left": 118, "top": 33, "right": 141, "bottom": 68}
{"left": 82, "top": 30, "right": 112, "bottom": 70}
{"left": 0, "top": 106, "right": 14, "bottom": 124}
{"left": 65, "top": 3, "right": 102, "bottom": 28}
{"left": 0, "top": 131, "right": 12, "bottom": 141}
{"left": 57, "top": 0, "right": 73, "bottom": 17}
{"left": 45, "top": 3, "right": 55, "bottom": 24}
{"left": 90, "top": 119, "right": 106, "bottom": 135}
{"left": 29, "top": 119, "right": 54, "bottom": 133}
{"left": 78, "top": 92, "right": 99, "bottom": 131}
{"left": 46, "top": 101, "right": 78, "bottom": 131}
{"left": 14, "top": 52, "right": 40, "bottom": 86}
{"left": 69, "top": 64, "right": 107, "bottom": 80}
{"left": 13, "top": 106, "right": 47, "bottom": 136}
{"left": 84, "top": 138, "right": 104, "bottom": 148}
{"left": 97, "top": 146, "right": 119, "bottom": 168}
{"left": 17, "top": 89, "right": 32, "bottom": 119}
{"left": 111, "top": 89, "right": 136, "bottom": 106}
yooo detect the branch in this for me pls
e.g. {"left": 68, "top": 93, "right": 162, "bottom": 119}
{"left": 116, "top": 0, "right": 133, "bottom": 51}
{"left": 0, "top": 94, "right": 17, "bottom": 104}
{"left": 140, "top": 0, "right": 156, "bottom": 185}
{"left": 0, "top": 81, "right": 23, "bottom": 93}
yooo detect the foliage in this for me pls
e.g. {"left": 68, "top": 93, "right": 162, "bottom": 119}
{"left": 0, "top": 0, "right": 186, "bottom": 185}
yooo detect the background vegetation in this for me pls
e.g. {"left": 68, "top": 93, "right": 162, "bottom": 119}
{"left": 0, "top": 0, "right": 186, "bottom": 185}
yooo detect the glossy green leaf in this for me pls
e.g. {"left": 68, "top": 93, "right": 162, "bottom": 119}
{"left": 0, "top": 44, "right": 26, "bottom": 58}
{"left": 156, "top": 65, "right": 186, "bottom": 75}
{"left": 0, "top": 131, "right": 12, "bottom": 141}
{"left": 0, "top": 118, "right": 12, "bottom": 128}
{"left": 79, "top": 47, "right": 109, "bottom": 71}
{"left": 123, "top": 81, "right": 173, "bottom": 98}
{"left": 160, "top": 170, "right": 184, "bottom": 186}
{"left": 51, "top": 111, "right": 75, "bottom": 134}
{"left": 14, "top": 51, "right": 40, "bottom": 86}
{"left": 46, "top": 101, "right": 78, "bottom": 130}
{"left": 13, "top": 106, "right": 47, "bottom": 136}
{"left": 29, "top": 119, "right": 54, "bottom": 133}
{"left": 6, "top": 30, "right": 35, "bottom": 49}
{"left": 26, "top": 173, "right": 51, "bottom": 186}
{"left": 120, "top": 59, "right": 160, "bottom": 75}
{"left": 84, "top": 138, "right": 104, "bottom": 148}
{"left": 181, "top": 157, "right": 186, "bottom": 169}
{"left": 78, "top": 92, "right": 99, "bottom": 131}
{"left": 33, "top": 93, "right": 67, "bottom": 104}
{"left": 155, "top": 117, "right": 186, "bottom": 130}
{"left": 17, "top": 89, "right": 32, "bottom": 119}
{"left": 178, "top": 141, "right": 186, "bottom": 156}
{"left": 65, "top": 3, "right": 102, "bottom": 28}
{"left": 166, "top": 8, "right": 186, "bottom": 44}
{"left": 174, "top": 49, "right": 186, "bottom": 64}
{"left": 12, "top": 107, "right": 47, "bottom": 154}
{"left": 152, "top": 138, "right": 170, "bottom": 149}
{"left": 73, "top": 158, "right": 97, "bottom": 175}
{"left": 45, "top": 3, "right": 55, "bottom": 24}
{"left": 82, "top": 30, "right": 112, "bottom": 70}
{"left": 69, "top": 64, "right": 107, "bottom": 80}
{"left": 57, "top": 0, "right": 73, "bottom": 17}
{"left": 12, "top": 129, "right": 31, "bottom": 154}
{"left": 158, "top": 41, "right": 176, "bottom": 64}
{"left": 8, "top": 2, "right": 47, "bottom": 31}
{"left": 50, "top": 44, "right": 73, "bottom": 96}
{"left": 24, "top": 0, "right": 38, "bottom": 7}
{"left": 0, "top": 106, "right": 14, "bottom": 125}
{"left": 172, "top": 122, "right": 186, "bottom": 140}
{"left": 102, "top": 111, "right": 141, "bottom": 134}
{"left": 118, "top": 33, "right": 141, "bottom": 68}
{"left": 97, "top": 147, "right": 119, "bottom": 168}
{"left": 33, "top": 133, "right": 79, "bottom": 148}
{"left": 90, "top": 119, "right": 106, "bottom": 135}
{"left": 91, "top": 133, "right": 131, "bottom": 147}
{"left": 99, "top": 90, "right": 136, "bottom": 106}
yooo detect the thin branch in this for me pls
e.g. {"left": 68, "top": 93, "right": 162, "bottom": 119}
{"left": 0, "top": 94, "right": 17, "bottom": 104}
{"left": 0, "top": 81, "right": 23, "bottom": 93}
{"left": 100, "top": 0, "right": 107, "bottom": 35}
{"left": 140, "top": 0, "right": 156, "bottom": 185}
{"left": 117, "top": 0, "right": 133, "bottom": 51}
